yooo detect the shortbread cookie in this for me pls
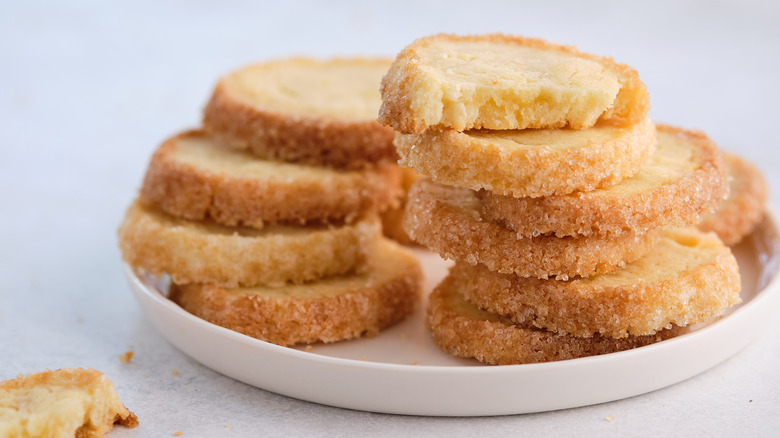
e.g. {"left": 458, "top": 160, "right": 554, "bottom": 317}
{"left": 141, "top": 130, "right": 403, "bottom": 229}
{"left": 427, "top": 275, "right": 687, "bottom": 365}
{"left": 203, "top": 58, "right": 396, "bottom": 169}
{"left": 118, "top": 200, "right": 379, "bottom": 288}
{"left": 699, "top": 152, "right": 768, "bottom": 245}
{"left": 380, "top": 167, "right": 419, "bottom": 245}
{"left": 458, "top": 228, "right": 741, "bottom": 338}
{"left": 480, "top": 125, "right": 729, "bottom": 236}
{"left": 379, "top": 33, "right": 649, "bottom": 133}
{"left": 170, "top": 239, "right": 422, "bottom": 346}
{"left": 403, "top": 179, "right": 659, "bottom": 279}
{"left": 0, "top": 368, "right": 138, "bottom": 438}
{"left": 395, "top": 116, "right": 655, "bottom": 198}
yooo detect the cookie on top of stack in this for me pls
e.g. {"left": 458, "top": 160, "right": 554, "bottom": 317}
{"left": 379, "top": 34, "right": 746, "bottom": 365}
{"left": 120, "top": 58, "right": 422, "bottom": 347}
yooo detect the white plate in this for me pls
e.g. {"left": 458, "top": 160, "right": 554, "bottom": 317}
{"left": 125, "top": 214, "right": 780, "bottom": 416}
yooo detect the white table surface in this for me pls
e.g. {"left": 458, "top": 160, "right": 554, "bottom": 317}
{"left": 1, "top": 1, "right": 779, "bottom": 436}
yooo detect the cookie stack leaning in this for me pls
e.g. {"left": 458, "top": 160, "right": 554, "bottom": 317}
{"left": 120, "top": 58, "right": 422, "bottom": 347}
{"left": 379, "top": 34, "right": 742, "bottom": 364}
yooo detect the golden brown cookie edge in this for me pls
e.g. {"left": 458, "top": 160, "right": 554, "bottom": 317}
{"left": 454, "top": 229, "right": 742, "bottom": 338}
{"left": 203, "top": 58, "right": 398, "bottom": 170}
{"left": 395, "top": 116, "right": 656, "bottom": 198}
{"left": 140, "top": 130, "right": 404, "bottom": 229}
{"left": 402, "top": 179, "right": 659, "bottom": 279}
{"left": 479, "top": 124, "right": 730, "bottom": 236}
{"left": 118, "top": 200, "right": 380, "bottom": 288}
{"left": 426, "top": 275, "right": 687, "bottom": 365}
{"left": 169, "top": 239, "right": 422, "bottom": 346}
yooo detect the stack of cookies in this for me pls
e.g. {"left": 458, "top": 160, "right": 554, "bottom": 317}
{"left": 119, "top": 58, "right": 422, "bottom": 347}
{"left": 379, "top": 34, "right": 744, "bottom": 364}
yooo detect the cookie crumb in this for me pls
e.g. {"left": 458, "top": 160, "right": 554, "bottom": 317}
{"left": 172, "top": 369, "right": 179, "bottom": 376}
{"left": 305, "top": 345, "right": 313, "bottom": 353}
{"left": 411, "top": 361, "right": 420, "bottom": 365}
{"left": 749, "top": 400, "right": 753, "bottom": 403}
{"left": 606, "top": 415, "right": 615, "bottom": 423}
{"left": 118, "top": 351, "right": 134, "bottom": 364}
{"left": 226, "top": 423, "right": 231, "bottom": 428}
{"left": 359, "top": 356, "right": 368, "bottom": 361}
{"left": 174, "top": 432, "right": 183, "bottom": 436}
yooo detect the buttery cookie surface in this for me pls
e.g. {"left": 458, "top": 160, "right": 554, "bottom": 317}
{"left": 379, "top": 33, "right": 649, "bottom": 133}
{"left": 204, "top": 58, "right": 396, "bottom": 169}
{"left": 699, "top": 152, "right": 768, "bottom": 245}
{"left": 395, "top": 116, "right": 655, "bottom": 198}
{"left": 0, "top": 368, "right": 138, "bottom": 438}
{"left": 480, "top": 125, "right": 729, "bottom": 236}
{"left": 118, "top": 200, "right": 380, "bottom": 288}
{"left": 458, "top": 228, "right": 741, "bottom": 338}
{"left": 427, "top": 275, "right": 686, "bottom": 365}
{"left": 170, "top": 239, "right": 422, "bottom": 346}
{"left": 141, "top": 130, "right": 403, "bottom": 229}
{"left": 403, "top": 179, "right": 659, "bottom": 279}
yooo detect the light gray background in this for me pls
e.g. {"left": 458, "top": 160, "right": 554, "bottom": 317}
{"left": 1, "top": 1, "right": 779, "bottom": 436}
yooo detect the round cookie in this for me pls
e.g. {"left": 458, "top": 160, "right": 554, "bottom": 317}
{"left": 140, "top": 130, "right": 403, "bottom": 229}
{"left": 699, "top": 152, "right": 768, "bottom": 245}
{"left": 395, "top": 116, "right": 655, "bottom": 198}
{"left": 118, "top": 200, "right": 380, "bottom": 288}
{"left": 170, "top": 239, "right": 422, "bottom": 346}
{"left": 403, "top": 178, "right": 660, "bottom": 279}
{"left": 203, "top": 58, "right": 396, "bottom": 170}
{"left": 427, "top": 274, "right": 687, "bottom": 365}
{"left": 457, "top": 228, "right": 741, "bottom": 338}
{"left": 480, "top": 125, "right": 729, "bottom": 236}
{"left": 379, "top": 33, "right": 649, "bottom": 133}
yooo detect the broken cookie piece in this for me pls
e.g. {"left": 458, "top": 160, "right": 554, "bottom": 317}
{"left": 0, "top": 368, "right": 138, "bottom": 438}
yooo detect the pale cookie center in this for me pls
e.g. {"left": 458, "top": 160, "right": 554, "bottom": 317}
{"left": 441, "top": 286, "right": 504, "bottom": 323}
{"left": 466, "top": 120, "right": 632, "bottom": 149}
{"left": 420, "top": 42, "right": 620, "bottom": 106}
{"left": 591, "top": 130, "right": 699, "bottom": 196}
{"left": 577, "top": 230, "right": 720, "bottom": 287}
{"left": 146, "top": 205, "right": 330, "bottom": 238}
{"left": 174, "top": 136, "right": 344, "bottom": 180}
{"left": 231, "top": 61, "right": 389, "bottom": 120}
{"left": 425, "top": 42, "right": 612, "bottom": 85}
